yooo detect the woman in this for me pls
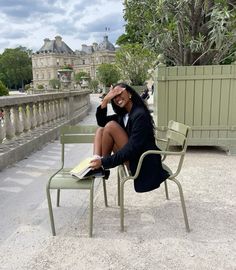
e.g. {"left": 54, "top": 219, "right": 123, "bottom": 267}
{"left": 90, "top": 83, "right": 169, "bottom": 193}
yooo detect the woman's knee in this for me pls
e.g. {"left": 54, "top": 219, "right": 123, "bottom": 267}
{"left": 95, "top": 127, "right": 104, "bottom": 137}
{"left": 104, "top": 121, "right": 122, "bottom": 132}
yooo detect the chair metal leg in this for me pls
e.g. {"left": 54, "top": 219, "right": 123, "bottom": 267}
{"left": 89, "top": 181, "right": 94, "bottom": 237}
{"left": 46, "top": 186, "right": 56, "bottom": 236}
{"left": 56, "top": 189, "right": 60, "bottom": 207}
{"left": 102, "top": 178, "right": 108, "bottom": 207}
{"left": 117, "top": 169, "right": 121, "bottom": 206}
{"left": 171, "top": 178, "right": 190, "bottom": 232}
{"left": 120, "top": 180, "right": 125, "bottom": 232}
{"left": 164, "top": 180, "right": 169, "bottom": 200}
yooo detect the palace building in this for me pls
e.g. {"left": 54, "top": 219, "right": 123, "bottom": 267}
{"left": 32, "top": 35, "right": 116, "bottom": 88}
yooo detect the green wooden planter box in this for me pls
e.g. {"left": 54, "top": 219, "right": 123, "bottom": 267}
{"left": 153, "top": 63, "right": 236, "bottom": 154}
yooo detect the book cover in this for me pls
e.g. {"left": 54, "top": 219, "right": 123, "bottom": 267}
{"left": 70, "top": 157, "right": 104, "bottom": 180}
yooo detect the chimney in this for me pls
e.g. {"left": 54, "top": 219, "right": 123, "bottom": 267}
{"left": 44, "top": 38, "right": 50, "bottom": 45}
{"left": 55, "top": 35, "right": 62, "bottom": 46}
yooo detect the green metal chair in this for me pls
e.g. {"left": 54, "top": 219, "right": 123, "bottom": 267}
{"left": 118, "top": 120, "right": 191, "bottom": 233}
{"left": 46, "top": 125, "right": 108, "bottom": 237}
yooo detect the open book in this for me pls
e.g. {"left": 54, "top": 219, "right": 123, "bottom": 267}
{"left": 70, "top": 157, "right": 104, "bottom": 180}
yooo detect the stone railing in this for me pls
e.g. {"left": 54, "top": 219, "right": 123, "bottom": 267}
{"left": 0, "top": 90, "right": 91, "bottom": 170}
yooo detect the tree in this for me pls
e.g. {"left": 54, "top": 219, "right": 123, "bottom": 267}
{"left": 96, "top": 63, "right": 120, "bottom": 87}
{"left": 115, "top": 43, "right": 154, "bottom": 85}
{"left": 0, "top": 47, "right": 32, "bottom": 89}
{"left": 0, "top": 80, "right": 9, "bottom": 96}
{"left": 88, "top": 79, "right": 99, "bottom": 92}
{"left": 122, "top": 0, "right": 236, "bottom": 65}
{"left": 49, "top": 79, "right": 61, "bottom": 89}
{"left": 74, "top": 71, "right": 90, "bottom": 85}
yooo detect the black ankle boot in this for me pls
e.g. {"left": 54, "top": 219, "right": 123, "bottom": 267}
{"left": 103, "top": 170, "right": 110, "bottom": 180}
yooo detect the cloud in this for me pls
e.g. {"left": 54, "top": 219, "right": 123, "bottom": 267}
{"left": 0, "top": 0, "right": 64, "bottom": 20}
{"left": 0, "top": 0, "right": 125, "bottom": 53}
{"left": 1, "top": 30, "right": 28, "bottom": 39}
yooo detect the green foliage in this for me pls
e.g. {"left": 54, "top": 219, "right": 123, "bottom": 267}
{"left": 115, "top": 43, "right": 154, "bottom": 85}
{"left": 49, "top": 79, "right": 61, "bottom": 89}
{"left": 88, "top": 79, "right": 99, "bottom": 92}
{"left": 37, "top": 84, "right": 44, "bottom": 90}
{"left": 122, "top": 0, "right": 236, "bottom": 65}
{"left": 61, "top": 64, "right": 73, "bottom": 70}
{"left": 74, "top": 71, "right": 90, "bottom": 85}
{"left": 0, "top": 47, "right": 32, "bottom": 88}
{"left": 0, "top": 80, "right": 9, "bottom": 96}
{"left": 97, "top": 63, "right": 120, "bottom": 87}
{"left": 24, "top": 84, "right": 31, "bottom": 90}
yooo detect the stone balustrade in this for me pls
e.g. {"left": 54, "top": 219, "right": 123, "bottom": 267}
{"left": 0, "top": 90, "right": 91, "bottom": 170}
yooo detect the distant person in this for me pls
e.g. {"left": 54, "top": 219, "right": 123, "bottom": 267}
{"left": 151, "top": 84, "right": 154, "bottom": 95}
{"left": 0, "top": 109, "right": 4, "bottom": 122}
{"left": 140, "top": 88, "right": 150, "bottom": 101}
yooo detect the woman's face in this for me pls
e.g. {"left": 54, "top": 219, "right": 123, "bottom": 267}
{"left": 112, "top": 86, "right": 133, "bottom": 111}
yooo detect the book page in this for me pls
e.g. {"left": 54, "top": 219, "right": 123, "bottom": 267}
{"left": 70, "top": 157, "right": 92, "bottom": 176}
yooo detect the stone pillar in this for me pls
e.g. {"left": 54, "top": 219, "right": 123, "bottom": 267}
{"left": 0, "top": 116, "right": 6, "bottom": 143}
{"left": 29, "top": 103, "right": 37, "bottom": 129}
{"left": 41, "top": 102, "right": 48, "bottom": 125}
{"left": 12, "top": 105, "right": 24, "bottom": 135}
{"left": 21, "top": 104, "right": 31, "bottom": 132}
{"left": 4, "top": 107, "right": 15, "bottom": 140}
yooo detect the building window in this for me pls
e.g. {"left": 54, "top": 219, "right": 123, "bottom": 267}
{"left": 83, "top": 60, "right": 85, "bottom": 65}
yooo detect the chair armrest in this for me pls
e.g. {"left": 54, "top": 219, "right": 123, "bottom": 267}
{"left": 133, "top": 149, "right": 185, "bottom": 179}
{"left": 156, "top": 138, "right": 168, "bottom": 143}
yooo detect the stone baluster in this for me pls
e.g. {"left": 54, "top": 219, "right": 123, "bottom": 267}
{"left": 64, "top": 97, "right": 70, "bottom": 119}
{"left": 59, "top": 99, "right": 65, "bottom": 118}
{"left": 33, "top": 103, "right": 38, "bottom": 127}
{"left": 29, "top": 103, "right": 36, "bottom": 129}
{"left": 36, "top": 102, "right": 43, "bottom": 127}
{"left": 44, "top": 101, "right": 50, "bottom": 123}
{"left": 0, "top": 112, "right": 6, "bottom": 143}
{"left": 41, "top": 102, "right": 48, "bottom": 125}
{"left": 12, "top": 105, "right": 24, "bottom": 136}
{"left": 4, "top": 107, "right": 15, "bottom": 140}
{"left": 55, "top": 100, "right": 60, "bottom": 119}
{"left": 51, "top": 100, "right": 56, "bottom": 121}
{"left": 21, "top": 104, "right": 31, "bottom": 132}
{"left": 47, "top": 101, "right": 53, "bottom": 123}
{"left": 51, "top": 100, "right": 56, "bottom": 120}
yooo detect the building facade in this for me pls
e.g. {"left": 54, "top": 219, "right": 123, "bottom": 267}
{"left": 32, "top": 35, "right": 116, "bottom": 88}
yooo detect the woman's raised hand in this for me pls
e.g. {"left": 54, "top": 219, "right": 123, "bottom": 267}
{"left": 101, "top": 85, "right": 125, "bottom": 108}
{"left": 105, "top": 85, "right": 125, "bottom": 101}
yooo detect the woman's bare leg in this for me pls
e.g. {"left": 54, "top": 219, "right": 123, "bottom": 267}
{"left": 93, "top": 121, "right": 128, "bottom": 157}
{"left": 101, "top": 121, "right": 128, "bottom": 156}
{"left": 93, "top": 127, "right": 104, "bottom": 156}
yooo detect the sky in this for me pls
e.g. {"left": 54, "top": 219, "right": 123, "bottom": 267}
{"left": 0, "top": 0, "right": 125, "bottom": 54}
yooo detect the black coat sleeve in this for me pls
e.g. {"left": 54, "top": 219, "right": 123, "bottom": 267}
{"left": 96, "top": 105, "right": 118, "bottom": 127}
{"left": 101, "top": 108, "right": 152, "bottom": 169}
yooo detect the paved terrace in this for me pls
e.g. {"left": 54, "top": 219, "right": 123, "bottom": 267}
{"left": 0, "top": 94, "right": 235, "bottom": 270}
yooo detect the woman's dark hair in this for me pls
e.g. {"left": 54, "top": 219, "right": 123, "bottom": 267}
{"left": 111, "top": 82, "right": 155, "bottom": 134}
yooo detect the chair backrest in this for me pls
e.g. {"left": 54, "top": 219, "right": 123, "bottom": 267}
{"left": 60, "top": 125, "right": 97, "bottom": 165}
{"left": 166, "top": 120, "right": 190, "bottom": 151}
{"left": 60, "top": 125, "right": 97, "bottom": 144}
{"left": 165, "top": 120, "right": 191, "bottom": 177}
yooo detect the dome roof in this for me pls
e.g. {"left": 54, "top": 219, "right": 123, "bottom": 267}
{"left": 98, "top": 35, "right": 115, "bottom": 51}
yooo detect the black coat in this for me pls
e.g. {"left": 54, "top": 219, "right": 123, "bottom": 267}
{"left": 96, "top": 104, "right": 169, "bottom": 192}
